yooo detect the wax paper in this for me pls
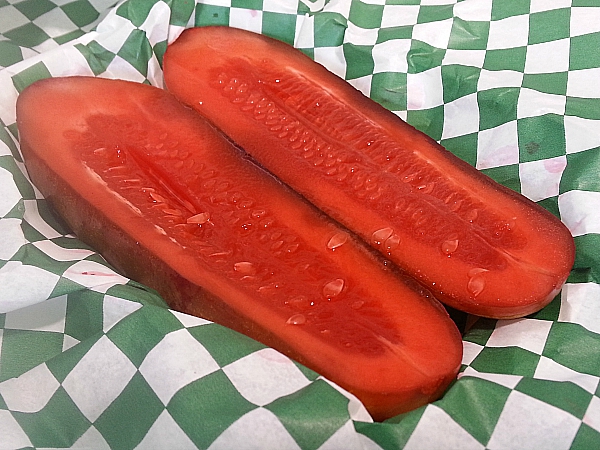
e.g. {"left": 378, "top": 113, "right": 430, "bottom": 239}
{"left": 1, "top": 0, "right": 599, "bottom": 449}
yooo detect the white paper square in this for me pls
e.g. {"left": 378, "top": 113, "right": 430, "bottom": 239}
{"left": 263, "top": 0, "right": 300, "bottom": 14}
{"left": 32, "top": 240, "right": 95, "bottom": 262}
{"left": 222, "top": 348, "right": 310, "bottom": 406}
{"left": 0, "top": 410, "right": 32, "bottom": 449}
{"left": 380, "top": 5, "right": 420, "bottom": 28}
{"left": 530, "top": 0, "right": 572, "bottom": 14}
{"left": 570, "top": 6, "right": 600, "bottom": 37}
{"left": 0, "top": 363, "right": 60, "bottom": 413}
{"left": 564, "top": 115, "right": 600, "bottom": 155}
{"left": 559, "top": 282, "right": 600, "bottom": 335}
{"left": 229, "top": 8, "right": 264, "bottom": 34}
{"left": 567, "top": 68, "right": 600, "bottom": 99}
{"left": 517, "top": 88, "right": 566, "bottom": 119}
{"left": 170, "top": 309, "right": 212, "bottom": 328}
{"left": 347, "top": 74, "right": 372, "bottom": 97}
{"left": 519, "top": 155, "right": 567, "bottom": 202}
{"left": 206, "top": 408, "right": 301, "bottom": 450}
{"left": 534, "top": 356, "right": 600, "bottom": 394}
{"left": 136, "top": 410, "right": 198, "bottom": 450}
{"left": 33, "top": 8, "right": 78, "bottom": 38}
{"left": 405, "top": 405, "right": 485, "bottom": 450}
{"left": 63, "top": 260, "right": 129, "bottom": 293}
{"left": 412, "top": 19, "right": 454, "bottom": 50}
{"left": 584, "top": 396, "right": 600, "bottom": 434}
{"left": 323, "top": 0, "right": 352, "bottom": 17}
{"left": 487, "top": 15, "right": 529, "bottom": 50}
{"left": 487, "top": 391, "right": 581, "bottom": 450}
{"left": 486, "top": 318, "right": 552, "bottom": 355}
{"left": 372, "top": 39, "right": 410, "bottom": 73}
{"left": 0, "top": 218, "right": 25, "bottom": 261}
{"left": 344, "top": 21, "right": 379, "bottom": 46}
{"left": 476, "top": 121, "right": 520, "bottom": 170}
{"left": 0, "top": 261, "right": 60, "bottom": 314}
{"left": 62, "top": 335, "right": 137, "bottom": 422}
{"left": 442, "top": 49, "right": 486, "bottom": 68}
{"left": 478, "top": 69, "right": 523, "bottom": 90}
{"left": 0, "top": 6, "right": 29, "bottom": 34}
{"left": 462, "top": 340, "right": 484, "bottom": 366}
{"left": 4, "top": 294, "right": 67, "bottom": 333}
{"left": 524, "top": 38, "right": 571, "bottom": 74}
{"left": 0, "top": 168, "right": 22, "bottom": 218}
{"left": 442, "top": 93, "right": 480, "bottom": 139}
{"left": 139, "top": 329, "right": 220, "bottom": 405}
{"left": 558, "top": 190, "right": 600, "bottom": 237}
{"left": 314, "top": 45, "right": 346, "bottom": 78}
{"left": 102, "top": 295, "right": 143, "bottom": 332}
{"left": 453, "top": 0, "right": 492, "bottom": 22}
{"left": 294, "top": 14, "right": 314, "bottom": 48}
{"left": 407, "top": 66, "right": 444, "bottom": 110}
{"left": 459, "top": 367, "right": 523, "bottom": 390}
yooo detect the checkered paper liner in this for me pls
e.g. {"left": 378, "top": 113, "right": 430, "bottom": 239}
{"left": 1, "top": 0, "right": 600, "bottom": 448}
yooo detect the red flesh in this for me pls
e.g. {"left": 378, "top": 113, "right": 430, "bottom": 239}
{"left": 16, "top": 77, "right": 463, "bottom": 421}
{"left": 163, "top": 26, "right": 576, "bottom": 319}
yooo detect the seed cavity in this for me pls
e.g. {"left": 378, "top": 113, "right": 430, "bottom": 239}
{"left": 233, "top": 261, "right": 256, "bottom": 275}
{"left": 187, "top": 212, "right": 210, "bottom": 224}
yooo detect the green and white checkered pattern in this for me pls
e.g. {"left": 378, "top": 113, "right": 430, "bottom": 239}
{"left": 1, "top": 0, "right": 600, "bottom": 448}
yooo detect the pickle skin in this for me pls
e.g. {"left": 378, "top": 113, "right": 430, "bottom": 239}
{"left": 16, "top": 76, "right": 463, "bottom": 421}
{"left": 163, "top": 26, "right": 576, "bottom": 319}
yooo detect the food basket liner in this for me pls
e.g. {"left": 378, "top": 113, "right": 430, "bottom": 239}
{"left": 0, "top": 0, "right": 599, "bottom": 448}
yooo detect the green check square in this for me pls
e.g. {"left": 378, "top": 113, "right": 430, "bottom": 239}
{"left": 314, "top": 12, "right": 347, "bottom": 47}
{"left": 377, "top": 25, "right": 413, "bottom": 43}
{"left": 64, "top": 290, "right": 105, "bottom": 342}
{"left": 517, "top": 114, "right": 566, "bottom": 163}
{"left": 448, "top": 19, "right": 490, "bottom": 50}
{"left": 0, "top": 329, "right": 64, "bottom": 381}
{"left": 343, "top": 43, "right": 374, "bottom": 79}
{"left": 13, "top": 0, "right": 55, "bottom": 20}
{"left": 543, "top": 322, "right": 600, "bottom": 375}
{"left": 441, "top": 64, "right": 480, "bottom": 104}
{"left": 477, "top": 87, "right": 520, "bottom": 130}
{"left": 406, "top": 106, "right": 444, "bottom": 141}
{"left": 262, "top": 12, "right": 297, "bottom": 45}
{"left": 417, "top": 4, "right": 454, "bottom": 24}
{"left": 407, "top": 39, "right": 445, "bottom": 73}
{"left": 55, "top": 29, "right": 85, "bottom": 45}
{"left": 0, "top": 40, "right": 23, "bottom": 67}
{"left": 116, "top": 29, "right": 153, "bottom": 76}
{"left": 266, "top": 380, "right": 349, "bottom": 450}
{"left": 11, "top": 61, "right": 52, "bottom": 93}
{"left": 3, "top": 22, "right": 50, "bottom": 49}
{"left": 440, "top": 132, "right": 478, "bottom": 167}
{"left": 349, "top": 1, "right": 383, "bottom": 29}
{"left": 470, "top": 346, "right": 540, "bottom": 377}
{"left": 569, "top": 235, "right": 600, "bottom": 285}
{"left": 195, "top": 4, "right": 230, "bottom": 26}
{"left": 491, "top": 0, "right": 530, "bottom": 21}
{"left": 481, "top": 163, "right": 521, "bottom": 193}
{"left": 528, "top": 8, "right": 571, "bottom": 45}
{"left": 95, "top": 373, "right": 164, "bottom": 450}
{"left": 61, "top": 0, "right": 100, "bottom": 28}
{"left": 439, "top": 377, "right": 511, "bottom": 445}
{"left": 570, "top": 32, "right": 600, "bottom": 70}
{"left": 107, "top": 306, "right": 184, "bottom": 367}
{"left": 483, "top": 47, "right": 527, "bottom": 72}
{"left": 515, "top": 377, "right": 592, "bottom": 419}
{"left": 571, "top": 424, "right": 600, "bottom": 450}
{"left": 566, "top": 97, "right": 600, "bottom": 120}
{"left": 370, "top": 71, "right": 407, "bottom": 111}
{"left": 13, "top": 387, "right": 90, "bottom": 449}
{"left": 168, "top": 370, "right": 256, "bottom": 449}
{"left": 75, "top": 41, "right": 116, "bottom": 76}
{"left": 187, "top": 323, "right": 265, "bottom": 367}
{"left": 522, "top": 72, "right": 568, "bottom": 96}
{"left": 561, "top": 146, "right": 600, "bottom": 192}
{"left": 232, "top": 0, "right": 262, "bottom": 8}
{"left": 528, "top": 292, "right": 562, "bottom": 321}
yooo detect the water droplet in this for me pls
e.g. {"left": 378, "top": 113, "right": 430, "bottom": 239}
{"left": 372, "top": 227, "right": 394, "bottom": 245}
{"left": 323, "top": 278, "right": 345, "bottom": 299}
{"left": 285, "top": 314, "right": 306, "bottom": 325}
{"left": 327, "top": 232, "right": 348, "bottom": 250}
{"left": 234, "top": 261, "right": 256, "bottom": 275}
{"left": 351, "top": 300, "right": 365, "bottom": 310}
{"left": 441, "top": 237, "right": 459, "bottom": 254}
{"left": 467, "top": 273, "right": 486, "bottom": 297}
{"left": 187, "top": 212, "right": 210, "bottom": 224}
{"left": 384, "top": 234, "right": 401, "bottom": 252}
